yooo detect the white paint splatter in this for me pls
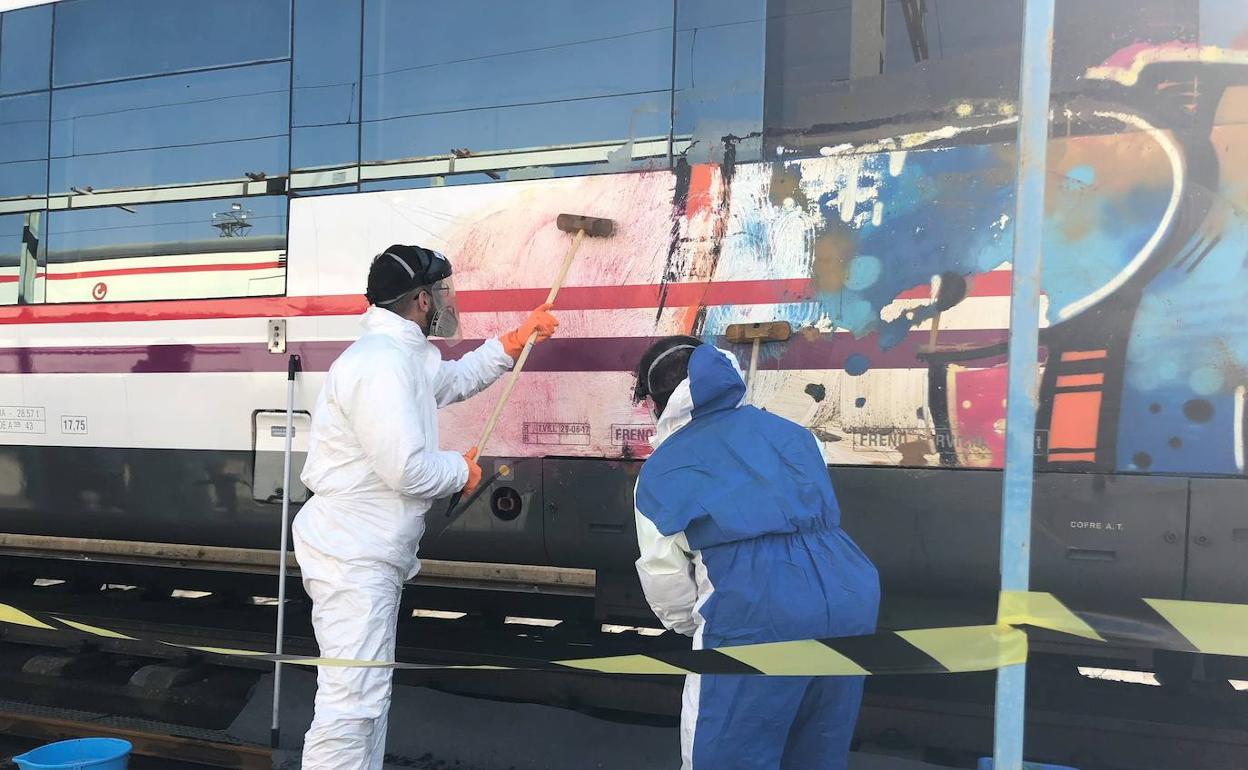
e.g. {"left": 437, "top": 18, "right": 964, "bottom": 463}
{"left": 888, "top": 151, "right": 908, "bottom": 177}
{"left": 1056, "top": 110, "right": 1184, "bottom": 321}
{"left": 872, "top": 201, "right": 884, "bottom": 227}
{"left": 819, "top": 116, "right": 1017, "bottom": 157}
{"left": 992, "top": 213, "right": 1010, "bottom": 231}
{"left": 1235, "top": 384, "right": 1245, "bottom": 474}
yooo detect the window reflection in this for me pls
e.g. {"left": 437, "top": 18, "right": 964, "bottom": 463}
{"left": 0, "top": 213, "right": 34, "bottom": 306}
{"left": 53, "top": 0, "right": 290, "bottom": 87}
{"left": 675, "top": 0, "right": 766, "bottom": 164}
{"left": 764, "top": 0, "right": 1022, "bottom": 156}
{"left": 50, "top": 62, "right": 290, "bottom": 194}
{"left": 763, "top": 0, "right": 1199, "bottom": 157}
{"left": 291, "top": 0, "right": 361, "bottom": 177}
{"left": 45, "top": 196, "right": 287, "bottom": 304}
{"left": 0, "top": 4, "right": 52, "bottom": 95}
{"left": 361, "top": 0, "right": 674, "bottom": 181}
{"left": 0, "top": 92, "right": 49, "bottom": 199}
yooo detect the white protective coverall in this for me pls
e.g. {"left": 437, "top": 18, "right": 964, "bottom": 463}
{"left": 292, "top": 305, "right": 513, "bottom": 770}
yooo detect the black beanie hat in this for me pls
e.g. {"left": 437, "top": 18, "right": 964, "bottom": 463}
{"left": 365, "top": 244, "right": 453, "bottom": 306}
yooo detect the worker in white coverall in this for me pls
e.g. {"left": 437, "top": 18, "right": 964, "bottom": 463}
{"left": 292, "top": 244, "right": 558, "bottom": 769}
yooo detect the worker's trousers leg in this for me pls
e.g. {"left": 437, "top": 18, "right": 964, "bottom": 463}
{"left": 295, "top": 538, "right": 404, "bottom": 770}
{"left": 682, "top": 673, "right": 864, "bottom": 770}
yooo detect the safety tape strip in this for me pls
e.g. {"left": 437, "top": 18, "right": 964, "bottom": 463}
{"left": 998, "top": 591, "right": 1246, "bottom": 658}
{"left": 0, "top": 601, "right": 1021, "bottom": 676}
{"left": 1, "top": 591, "right": 1242, "bottom": 675}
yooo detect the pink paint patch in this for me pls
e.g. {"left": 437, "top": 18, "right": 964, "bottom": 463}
{"left": 1099, "top": 40, "right": 1196, "bottom": 68}
{"left": 950, "top": 365, "right": 1009, "bottom": 467}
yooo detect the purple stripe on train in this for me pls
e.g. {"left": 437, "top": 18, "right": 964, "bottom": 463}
{"left": 0, "top": 330, "right": 1008, "bottom": 375}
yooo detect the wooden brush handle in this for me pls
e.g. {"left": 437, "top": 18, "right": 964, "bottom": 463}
{"left": 475, "top": 228, "right": 585, "bottom": 453}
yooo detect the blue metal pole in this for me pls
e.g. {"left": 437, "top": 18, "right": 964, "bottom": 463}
{"left": 995, "top": 0, "right": 1056, "bottom": 768}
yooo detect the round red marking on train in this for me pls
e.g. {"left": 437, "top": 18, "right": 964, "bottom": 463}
{"left": 92, "top": 282, "right": 108, "bottom": 301}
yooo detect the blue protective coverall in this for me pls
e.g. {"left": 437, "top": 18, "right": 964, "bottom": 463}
{"left": 634, "top": 345, "right": 880, "bottom": 770}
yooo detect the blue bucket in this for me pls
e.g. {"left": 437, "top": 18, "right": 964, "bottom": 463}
{"left": 977, "top": 760, "right": 1078, "bottom": 770}
{"left": 12, "top": 738, "right": 131, "bottom": 770}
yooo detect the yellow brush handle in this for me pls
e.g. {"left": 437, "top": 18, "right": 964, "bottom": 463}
{"left": 475, "top": 228, "right": 586, "bottom": 454}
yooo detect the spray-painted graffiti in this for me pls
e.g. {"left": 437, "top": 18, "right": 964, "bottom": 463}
{"left": 289, "top": 45, "right": 1248, "bottom": 477}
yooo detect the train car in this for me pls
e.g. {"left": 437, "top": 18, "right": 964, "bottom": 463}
{"left": 0, "top": 0, "right": 1246, "bottom": 655}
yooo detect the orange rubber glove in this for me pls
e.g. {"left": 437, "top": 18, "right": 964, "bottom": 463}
{"left": 461, "top": 447, "right": 482, "bottom": 497}
{"left": 499, "top": 303, "right": 559, "bottom": 360}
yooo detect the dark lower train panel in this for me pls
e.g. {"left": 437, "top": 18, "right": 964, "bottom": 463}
{"left": 0, "top": 445, "right": 1244, "bottom": 605}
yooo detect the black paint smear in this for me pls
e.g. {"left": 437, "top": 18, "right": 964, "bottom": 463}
{"left": 656, "top": 158, "right": 693, "bottom": 323}
{"left": 854, "top": 397, "right": 867, "bottom": 408}
{"left": 1168, "top": 436, "right": 1183, "bottom": 449}
{"left": 805, "top": 383, "right": 826, "bottom": 402}
{"left": 915, "top": 407, "right": 925, "bottom": 420}
{"left": 1133, "top": 452, "right": 1153, "bottom": 470}
{"left": 690, "top": 139, "right": 738, "bottom": 337}
{"left": 1149, "top": 403, "right": 1162, "bottom": 414}
{"left": 1183, "top": 398, "right": 1214, "bottom": 423}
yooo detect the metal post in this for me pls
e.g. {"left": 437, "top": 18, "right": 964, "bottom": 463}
{"left": 994, "top": 1, "right": 1055, "bottom": 768}
{"left": 271, "top": 353, "right": 301, "bottom": 748}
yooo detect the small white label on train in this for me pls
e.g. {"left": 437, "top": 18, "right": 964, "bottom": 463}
{"left": 0, "top": 406, "right": 46, "bottom": 434}
{"left": 270, "top": 425, "right": 297, "bottom": 438}
{"left": 60, "top": 415, "right": 88, "bottom": 434}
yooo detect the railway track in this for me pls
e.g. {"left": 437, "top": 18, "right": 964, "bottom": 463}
{"left": 0, "top": 706, "right": 269, "bottom": 769}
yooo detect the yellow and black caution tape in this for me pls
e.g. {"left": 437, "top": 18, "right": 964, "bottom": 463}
{"left": 1, "top": 591, "right": 1243, "bottom": 677}
{"left": 999, "top": 591, "right": 1248, "bottom": 659}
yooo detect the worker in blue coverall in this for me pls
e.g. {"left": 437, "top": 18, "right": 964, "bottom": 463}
{"left": 631, "top": 336, "right": 881, "bottom": 770}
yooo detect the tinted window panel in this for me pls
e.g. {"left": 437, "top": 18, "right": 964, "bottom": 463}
{"left": 50, "top": 62, "right": 289, "bottom": 193}
{"left": 675, "top": 0, "right": 765, "bottom": 163}
{"left": 0, "top": 212, "right": 35, "bottom": 305}
{"left": 361, "top": 0, "right": 673, "bottom": 176}
{"left": 291, "top": 0, "right": 360, "bottom": 173}
{"left": 45, "top": 196, "right": 287, "bottom": 303}
{"left": 53, "top": 0, "right": 291, "bottom": 87}
{"left": 0, "top": 4, "right": 52, "bottom": 95}
{"left": 764, "top": 0, "right": 1201, "bottom": 157}
{"left": 292, "top": 124, "right": 357, "bottom": 173}
{"left": 0, "top": 91, "right": 49, "bottom": 198}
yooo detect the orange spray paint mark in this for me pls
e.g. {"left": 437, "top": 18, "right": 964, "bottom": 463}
{"left": 1060, "top": 349, "right": 1107, "bottom": 362}
{"left": 1055, "top": 373, "right": 1105, "bottom": 388}
{"left": 686, "top": 164, "right": 714, "bottom": 217}
{"left": 1048, "top": 390, "right": 1102, "bottom": 452}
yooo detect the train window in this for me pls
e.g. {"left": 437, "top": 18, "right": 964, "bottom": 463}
{"left": 49, "top": 62, "right": 290, "bottom": 195}
{"left": 52, "top": 0, "right": 291, "bottom": 87}
{"left": 0, "top": 4, "right": 52, "bottom": 95}
{"left": 44, "top": 196, "right": 287, "bottom": 305}
{"left": 0, "top": 92, "right": 49, "bottom": 200}
{"left": 290, "top": 0, "right": 362, "bottom": 188}
{"left": 763, "top": 0, "right": 1203, "bottom": 157}
{"left": 0, "top": 213, "right": 34, "bottom": 306}
{"left": 763, "top": 0, "right": 1025, "bottom": 156}
{"left": 675, "top": 0, "right": 767, "bottom": 165}
{"left": 360, "top": 0, "right": 675, "bottom": 183}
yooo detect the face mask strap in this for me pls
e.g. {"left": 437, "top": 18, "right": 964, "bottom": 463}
{"left": 645, "top": 344, "right": 697, "bottom": 398}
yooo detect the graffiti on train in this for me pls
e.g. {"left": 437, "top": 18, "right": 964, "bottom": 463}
{"left": 290, "top": 44, "right": 1248, "bottom": 476}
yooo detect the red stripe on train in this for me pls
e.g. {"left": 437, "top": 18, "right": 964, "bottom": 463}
{"left": 44, "top": 260, "right": 285, "bottom": 281}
